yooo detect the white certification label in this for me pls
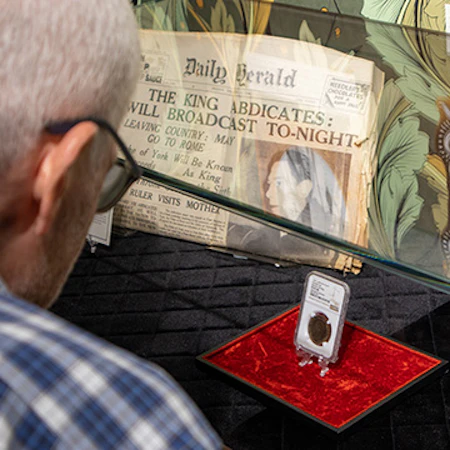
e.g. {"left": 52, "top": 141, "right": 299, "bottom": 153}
{"left": 306, "top": 275, "right": 346, "bottom": 314}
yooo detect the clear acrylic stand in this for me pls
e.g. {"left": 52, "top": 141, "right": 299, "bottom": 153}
{"left": 296, "top": 347, "right": 330, "bottom": 377}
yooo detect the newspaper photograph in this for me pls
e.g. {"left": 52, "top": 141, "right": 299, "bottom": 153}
{"left": 114, "top": 29, "right": 384, "bottom": 270}
{"left": 226, "top": 140, "right": 352, "bottom": 267}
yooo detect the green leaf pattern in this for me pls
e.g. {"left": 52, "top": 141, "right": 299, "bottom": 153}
{"left": 364, "top": 2, "right": 448, "bottom": 124}
{"left": 363, "top": 0, "right": 449, "bottom": 264}
{"left": 361, "top": 0, "right": 404, "bottom": 23}
{"left": 140, "top": 0, "right": 188, "bottom": 31}
{"left": 211, "top": 0, "right": 236, "bottom": 32}
{"left": 369, "top": 81, "right": 429, "bottom": 257}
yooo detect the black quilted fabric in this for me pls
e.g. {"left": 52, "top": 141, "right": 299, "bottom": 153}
{"left": 52, "top": 232, "right": 450, "bottom": 450}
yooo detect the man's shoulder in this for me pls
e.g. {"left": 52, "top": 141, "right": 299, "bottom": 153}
{"left": 0, "top": 289, "right": 182, "bottom": 400}
{"left": 0, "top": 290, "right": 107, "bottom": 358}
{"left": 0, "top": 289, "right": 170, "bottom": 398}
{"left": 0, "top": 292, "right": 221, "bottom": 449}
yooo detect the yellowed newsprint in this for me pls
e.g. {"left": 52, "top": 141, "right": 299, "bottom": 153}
{"left": 114, "top": 30, "right": 384, "bottom": 272}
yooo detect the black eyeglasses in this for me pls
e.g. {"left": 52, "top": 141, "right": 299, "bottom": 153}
{"left": 45, "top": 117, "right": 142, "bottom": 213}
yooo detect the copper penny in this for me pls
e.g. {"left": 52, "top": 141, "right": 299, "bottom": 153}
{"left": 308, "top": 312, "right": 331, "bottom": 346}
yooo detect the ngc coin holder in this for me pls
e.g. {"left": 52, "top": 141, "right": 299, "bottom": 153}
{"left": 294, "top": 271, "right": 350, "bottom": 376}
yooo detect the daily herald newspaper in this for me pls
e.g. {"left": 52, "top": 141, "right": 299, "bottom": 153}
{"left": 114, "top": 30, "right": 384, "bottom": 271}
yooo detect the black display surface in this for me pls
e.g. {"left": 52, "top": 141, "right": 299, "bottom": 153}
{"left": 53, "top": 232, "right": 450, "bottom": 450}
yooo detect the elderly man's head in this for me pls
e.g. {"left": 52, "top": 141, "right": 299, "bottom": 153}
{"left": 0, "top": 0, "right": 140, "bottom": 307}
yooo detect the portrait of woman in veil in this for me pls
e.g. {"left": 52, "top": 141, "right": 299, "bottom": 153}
{"left": 264, "top": 146, "right": 346, "bottom": 239}
{"left": 227, "top": 143, "right": 348, "bottom": 265}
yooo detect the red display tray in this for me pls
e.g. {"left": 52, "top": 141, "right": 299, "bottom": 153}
{"left": 197, "top": 306, "right": 448, "bottom": 438}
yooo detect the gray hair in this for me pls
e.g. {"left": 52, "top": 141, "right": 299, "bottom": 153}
{"left": 0, "top": 0, "right": 141, "bottom": 173}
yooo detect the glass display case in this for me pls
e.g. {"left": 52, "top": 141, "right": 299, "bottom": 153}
{"left": 117, "top": 0, "right": 450, "bottom": 294}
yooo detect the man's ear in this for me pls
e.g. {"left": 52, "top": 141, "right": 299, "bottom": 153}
{"left": 33, "top": 122, "right": 98, "bottom": 236}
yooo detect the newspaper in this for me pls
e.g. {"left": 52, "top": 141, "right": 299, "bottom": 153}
{"left": 114, "top": 30, "right": 384, "bottom": 271}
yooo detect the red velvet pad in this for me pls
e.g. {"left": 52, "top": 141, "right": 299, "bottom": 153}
{"left": 201, "top": 306, "right": 444, "bottom": 431}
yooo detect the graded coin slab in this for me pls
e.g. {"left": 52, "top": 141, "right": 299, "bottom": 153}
{"left": 295, "top": 271, "right": 350, "bottom": 363}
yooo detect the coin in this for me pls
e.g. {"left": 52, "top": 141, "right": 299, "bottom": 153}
{"left": 308, "top": 312, "right": 331, "bottom": 346}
